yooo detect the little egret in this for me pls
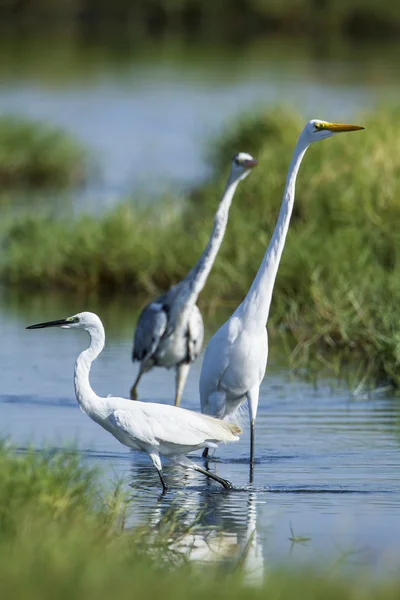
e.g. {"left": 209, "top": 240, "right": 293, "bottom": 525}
{"left": 200, "top": 120, "right": 364, "bottom": 480}
{"left": 26, "top": 312, "right": 241, "bottom": 494}
{"left": 131, "top": 153, "right": 258, "bottom": 406}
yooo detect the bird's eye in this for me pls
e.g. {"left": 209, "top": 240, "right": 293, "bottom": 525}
{"left": 314, "top": 123, "right": 322, "bottom": 131}
{"left": 66, "top": 316, "right": 80, "bottom": 324}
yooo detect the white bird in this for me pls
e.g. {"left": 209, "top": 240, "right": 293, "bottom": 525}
{"left": 200, "top": 120, "right": 364, "bottom": 480}
{"left": 26, "top": 311, "right": 241, "bottom": 494}
{"left": 131, "top": 153, "right": 258, "bottom": 406}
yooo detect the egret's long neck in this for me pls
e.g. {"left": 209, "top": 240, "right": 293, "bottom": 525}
{"left": 74, "top": 325, "right": 105, "bottom": 416}
{"left": 169, "top": 175, "right": 240, "bottom": 326}
{"left": 237, "top": 137, "right": 309, "bottom": 328}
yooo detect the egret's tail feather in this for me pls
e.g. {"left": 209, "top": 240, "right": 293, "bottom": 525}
{"left": 198, "top": 412, "right": 242, "bottom": 442}
{"left": 227, "top": 422, "right": 242, "bottom": 436}
{"left": 213, "top": 418, "right": 242, "bottom": 440}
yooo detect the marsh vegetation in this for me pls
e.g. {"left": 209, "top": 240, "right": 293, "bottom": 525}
{"left": 2, "top": 106, "right": 400, "bottom": 385}
{"left": 0, "top": 444, "right": 399, "bottom": 599}
{"left": 0, "top": 116, "right": 89, "bottom": 188}
{"left": 2, "top": 0, "right": 400, "bottom": 39}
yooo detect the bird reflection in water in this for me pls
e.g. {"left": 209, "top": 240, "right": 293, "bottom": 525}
{"left": 127, "top": 460, "right": 265, "bottom": 585}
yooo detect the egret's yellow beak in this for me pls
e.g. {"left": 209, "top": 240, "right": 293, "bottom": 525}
{"left": 324, "top": 123, "right": 364, "bottom": 132}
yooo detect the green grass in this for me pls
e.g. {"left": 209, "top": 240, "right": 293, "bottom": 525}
{"left": 0, "top": 116, "right": 89, "bottom": 187}
{"left": 2, "top": 106, "right": 400, "bottom": 386}
{"left": 1, "top": 442, "right": 400, "bottom": 599}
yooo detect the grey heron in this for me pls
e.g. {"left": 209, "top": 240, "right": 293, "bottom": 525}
{"left": 130, "top": 153, "right": 258, "bottom": 406}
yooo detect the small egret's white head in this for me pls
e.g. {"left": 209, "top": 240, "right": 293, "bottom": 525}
{"left": 230, "top": 152, "right": 258, "bottom": 182}
{"left": 26, "top": 311, "right": 103, "bottom": 333}
{"left": 303, "top": 119, "right": 364, "bottom": 143}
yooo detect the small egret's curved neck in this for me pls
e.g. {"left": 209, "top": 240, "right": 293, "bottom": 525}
{"left": 169, "top": 174, "right": 240, "bottom": 326}
{"left": 237, "top": 135, "right": 309, "bottom": 327}
{"left": 74, "top": 324, "right": 105, "bottom": 415}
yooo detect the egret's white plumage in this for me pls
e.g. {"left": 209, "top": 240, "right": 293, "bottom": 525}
{"left": 131, "top": 153, "right": 258, "bottom": 406}
{"left": 27, "top": 311, "right": 241, "bottom": 493}
{"left": 200, "top": 120, "right": 364, "bottom": 480}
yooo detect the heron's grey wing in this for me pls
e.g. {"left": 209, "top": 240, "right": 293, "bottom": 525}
{"left": 187, "top": 304, "right": 204, "bottom": 363}
{"left": 132, "top": 301, "right": 168, "bottom": 362}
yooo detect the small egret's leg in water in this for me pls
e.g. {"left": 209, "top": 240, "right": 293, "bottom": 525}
{"left": 247, "top": 386, "right": 260, "bottom": 484}
{"left": 149, "top": 452, "right": 168, "bottom": 494}
{"left": 130, "top": 364, "right": 145, "bottom": 400}
{"left": 174, "top": 362, "right": 190, "bottom": 407}
{"left": 202, "top": 447, "right": 209, "bottom": 459}
{"left": 193, "top": 464, "right": 233, "bottom": 489}
{"left": 171, "top": 455, "right": 232, "bottom": 489}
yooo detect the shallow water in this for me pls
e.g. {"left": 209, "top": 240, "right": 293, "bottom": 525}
{"left": 1, "top": 293, "right": 400, "bottom": 579}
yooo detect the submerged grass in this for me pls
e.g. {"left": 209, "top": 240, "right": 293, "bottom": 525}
{"left": 1, "top": 442, "right": 400, "bottom": 599}
{"left": 0, "top": 116, "right": 89, "bottom": 187}
{"left": 2, "top": 106, "right": 400, "bottom": 386}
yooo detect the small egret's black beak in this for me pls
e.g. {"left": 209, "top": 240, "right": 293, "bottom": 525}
{"left": 244, "top": 158, "right": 258, "bottom": 168}
{"left": 26, "top": 318, "right": 69, "bottom": 330}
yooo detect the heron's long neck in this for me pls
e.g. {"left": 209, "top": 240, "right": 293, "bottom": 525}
{"left": 74, "top": 326, "right": 105, "bottom": 416}
{"left": 237, "top": 137, "right": 309, "bottom": 328}
{"left": 170, "top": 176, "right": 240, "bottom": 325}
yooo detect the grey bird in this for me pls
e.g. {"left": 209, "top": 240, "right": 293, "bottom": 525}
{"left": 130, "top": 153, "right": 258, "bottom": 406}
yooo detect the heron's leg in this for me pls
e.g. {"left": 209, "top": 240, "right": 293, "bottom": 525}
{"left": 247, "top": 386, "right": 260, "bottom": 484}
{"left": 149, "top": 452, "right": 168, "bottom": 494}
{"left": 130, "top": 364, "right": 145, "bottom": 400}
{"left": 174, "top": 362, "right": 190, "bottom": 407}
{"left": 202, "top": 447, "right": 209, "bottom": 459}
{"left": 193, "top": 464, "right": 233, "bottom": 490}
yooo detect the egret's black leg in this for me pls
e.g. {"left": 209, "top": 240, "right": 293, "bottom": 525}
{"left": 249, "top": 420, "right": 255, "bottom": 484}
{"left": 156, "top": 467, "right": 168, "bottom": 495}
{"left": 194, "top": 464, "right": 232, "bottom": 490}
{"left": 202, "top": 447, "right": 209, "bottom": 459}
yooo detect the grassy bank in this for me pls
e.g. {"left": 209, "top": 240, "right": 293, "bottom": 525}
{"left": 2, "top": 0, "right": 400, "bottom": 39}
{"left": 0, "top": 116, "right": 89, "bottom": 187}
{"left": 0, "top": 443, "right": 399, "bottom": 598}
{"left": 2, "top": 106, "right": 400, "bottom": 386}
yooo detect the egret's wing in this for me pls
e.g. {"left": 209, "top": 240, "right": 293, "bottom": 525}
{"left": 108, "top": 408, "right": 160, "bottom": 448}
{"left": 109, "top": 403, "right": 240, "bottom": 450}
{"left": 187, "top": 304, "right": 204, "bottom": 363}
{"left": 199, "top": 322, "right": 232, "bottom": 413}
{"left": 132, "top": 298, "right": 168, "bottom": 362}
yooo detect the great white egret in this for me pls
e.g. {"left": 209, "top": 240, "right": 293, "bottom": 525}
{"left": 131, "top": 153, "right": 258, "bottom": 406}
{"left": 200, "top": 120, "right": 364, "bottom": 480}
{"left": 26, "top": 311, "right": 241, "bottom": 494}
